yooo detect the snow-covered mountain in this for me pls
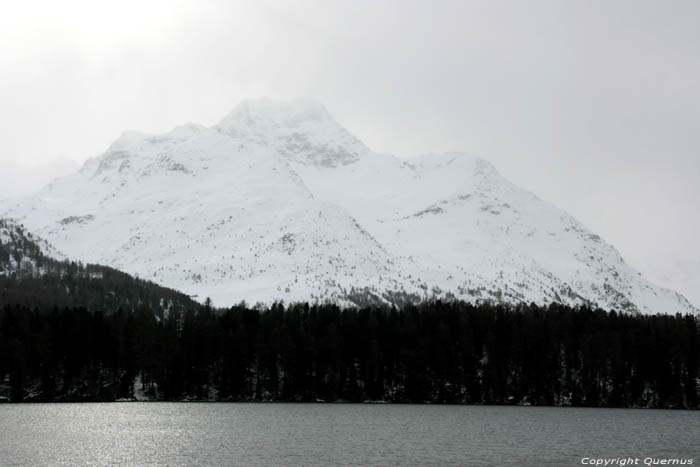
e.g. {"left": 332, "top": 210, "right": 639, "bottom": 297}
{"left": 0, "top": 217, "right": 200, "bottom": 312}
{"left": 1, "top": 98, "right": 696, "bottom": 314}
{"left": 0, "top": 218, "right": 62, "bottom": 278}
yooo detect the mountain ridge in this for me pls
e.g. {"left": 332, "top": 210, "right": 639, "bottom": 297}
{"left": 1, "top": 98, "right": 696, "bottom": 314}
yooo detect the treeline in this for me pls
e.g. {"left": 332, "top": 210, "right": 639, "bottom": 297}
{"left": 0, "top": 268, "right": 199, "bottom": 318}
{"left": 1, "top": 218, "right": 199, "bottom": 315}
{"left": 0, "top": 301, "right": 698, "bottom": 408}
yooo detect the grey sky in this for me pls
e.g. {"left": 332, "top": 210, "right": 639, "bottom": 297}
{"left": 1, "top": 0, "right": 698, "bottom": 305}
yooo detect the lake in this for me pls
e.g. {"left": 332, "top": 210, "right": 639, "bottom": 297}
{"left": 0, "top": 403, "right": 697, "bottom": 466}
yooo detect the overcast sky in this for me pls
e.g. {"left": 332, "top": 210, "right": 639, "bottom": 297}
{"left": 1, "top": 0, "right": 698, "bottom": 306}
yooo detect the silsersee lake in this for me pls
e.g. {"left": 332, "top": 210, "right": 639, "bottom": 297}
{"left": 0, "top": 403, "right": 698, "bottom": 466}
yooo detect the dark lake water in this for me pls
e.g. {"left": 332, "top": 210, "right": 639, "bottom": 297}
{"left": 0, "top": 403, "right": 697, "bottom": 466}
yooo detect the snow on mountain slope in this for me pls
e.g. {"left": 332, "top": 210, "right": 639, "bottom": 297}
{"left": 293, "top": 151, "right": 694, "bottom": 314}
{"left": 216, "top": 97, "right": 368, "bottom": 168}
{"left": 1, "top": 98, "right": 696, "bottom": 313}
{"left": 0, "top": 218, "right": 65, "bottom": 278}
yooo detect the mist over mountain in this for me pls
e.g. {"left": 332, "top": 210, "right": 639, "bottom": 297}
{"left": 0, "top": 158, "right": 79, "bottom": 199}
{"left": 0, "top": 98, "right": 695, "bottom": 314}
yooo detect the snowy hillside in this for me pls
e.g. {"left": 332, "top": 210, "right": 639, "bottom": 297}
{"left": 1, "top": 98, "right": 696, "bottom": 314}
{"left": 0, "top": 218, "right": 199, "bottom": 312}
{"left": 0, "top": 218, "right": 63, "bottom": 278}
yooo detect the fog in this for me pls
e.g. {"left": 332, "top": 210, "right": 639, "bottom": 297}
{"left": 1, "top": 0, "right": 698, "bottom": 305}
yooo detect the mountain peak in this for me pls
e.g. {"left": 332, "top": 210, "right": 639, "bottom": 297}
{"left": 1, "top": 101, "right": 697, "bottom": 313}
{"left": 218, "top": 97, "right": 332, "bottom": 129}
{"left": 216, "top": 97, "right": 368, "bottom": 168}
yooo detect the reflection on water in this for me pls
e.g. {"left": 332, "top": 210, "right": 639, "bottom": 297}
{"left": 0, "top": 403, "right": 698, "bottom": 466}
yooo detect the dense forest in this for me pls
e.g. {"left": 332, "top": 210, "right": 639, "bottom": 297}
{"left": 1, "top": 301, "right": 697, "bottom": 408}
{"left": 1, "top": 218, "right": 199, "bottom": 315}
{"left": 2, "top": 218, "right": 699, "bottom": 407}
{"left": 0, "top": 268, "right": 198, "bottom": 319}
